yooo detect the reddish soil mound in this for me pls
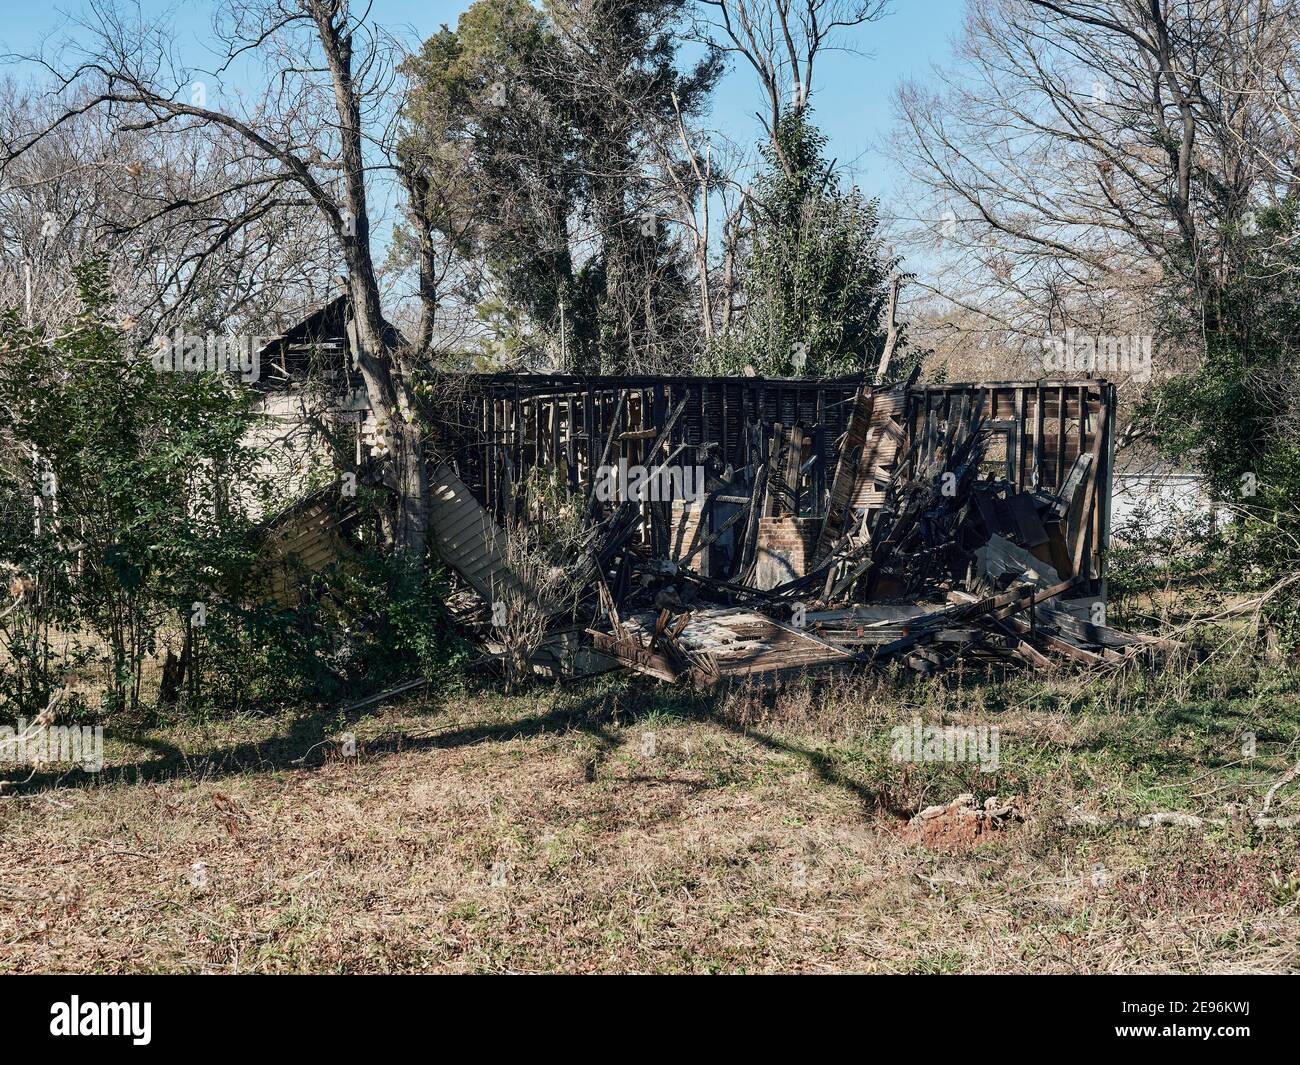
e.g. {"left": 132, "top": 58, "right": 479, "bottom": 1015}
{"left": 904, "top": 794, "right": 1022, "bottom": 852}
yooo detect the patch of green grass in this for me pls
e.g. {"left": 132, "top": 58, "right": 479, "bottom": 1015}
{"left": 906, "top": 950, "right": 968, "bottom": 974}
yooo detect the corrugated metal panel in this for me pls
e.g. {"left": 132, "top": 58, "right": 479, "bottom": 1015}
{"left": 428, "top": 464, "right": 524, "bottom": 604}
{"left": 253, "top": 493, "right": 359, "bottom": 608}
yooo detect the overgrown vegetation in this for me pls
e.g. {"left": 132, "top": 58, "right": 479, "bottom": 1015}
{"left": 1141, "top": 198, "right": 1300, "bottom": 645}
{"left": 0, "top": 264, "right": 266, "bottom": 717}
{"left": 3, "top": 654, "right": 1295, "bottom": 973}
{"left": 398, "top": 0, "right": 722, "bottom": 373}
{"left": 1, "top": 0, "right": 1299, "bottom": 977}
{"left": 0, "top": 265, "right": 461, "bottom": 724}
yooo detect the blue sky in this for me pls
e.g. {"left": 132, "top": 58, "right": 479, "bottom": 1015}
{"left": 3, "top": 0, "right": 966, "bottom": 206}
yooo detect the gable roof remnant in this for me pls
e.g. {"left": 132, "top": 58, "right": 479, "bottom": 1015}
{"left": 256, "top": 294, "right": 354, "bottom": 388}
{"left": 242, "top": 328, "right": 1171, "bottom": 685}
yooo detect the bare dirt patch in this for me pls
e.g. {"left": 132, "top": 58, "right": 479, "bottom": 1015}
{"left": 902, "top": 794, "right": 1023, "bottom": 852}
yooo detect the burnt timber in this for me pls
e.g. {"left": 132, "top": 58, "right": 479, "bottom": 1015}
{"left": 410, "top": 371, "right": 1163, "bottom": 685}
{"left": 435, "top": 373, "right": 1116, "bottom": 597}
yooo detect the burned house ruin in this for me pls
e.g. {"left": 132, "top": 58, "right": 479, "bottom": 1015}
{"left": 252, "top": 298, "right": 1172, "bottom": 686}
{"left": 423, "top": 372, "right": 1169, "bottom": 682}
{"left": 437, "top": 372, "right": 1115, "bottom": 594}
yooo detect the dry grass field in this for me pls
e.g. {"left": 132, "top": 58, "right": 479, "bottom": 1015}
{"left": 2, "top": 660, "right": 1299, "bottom": 973}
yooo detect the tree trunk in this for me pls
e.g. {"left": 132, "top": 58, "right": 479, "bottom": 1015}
{"left": 315, "top": 2, "right": 430, "bottom": 564}
{"left": 393, "top": 418, "right": 430, "bottom": 563}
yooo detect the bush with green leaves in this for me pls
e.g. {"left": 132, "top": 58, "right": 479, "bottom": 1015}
{"left": 183, "top": 552, "right": 466, "bottom": 716}
{"left": 0, "top": 263, "right": 464, "bottom": 722}
{"left": 1105, "top": 501, "right": 1219, "bottom": 623}
{"left": 0, "top": 263, "right": 269, "bottom": 717}
{"left": 306, "top": 550, "right": 466, "bottom": 697}
{"left": 1141, "top": 199, "right": 1300, "bottom": 646}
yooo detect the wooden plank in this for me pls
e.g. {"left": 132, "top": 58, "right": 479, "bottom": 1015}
{"left": 1070, "top": 399, "right": 1109, "bottom": 579}
{"left": 780, "top": 424, "right": 803, "bottom": 516}
{"left": 1012, "top": 387, "right": 1026, "bottom": 489}
{"left": 1055, "top": 384, "right": 1067, "bottom": 491}
{"left": 814, "top": 387, "right": 875, "bottom": 560}
{"left": 588, "top": 630, "right": 679, "bottom": 682}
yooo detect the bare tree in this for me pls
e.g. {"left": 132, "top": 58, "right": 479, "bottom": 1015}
{"left": 0, "top": 80, "right": 334, "bottom": 337}
{"left": 890, "top": 0, "right": 1300, "bottom": 405}
{"left": 654, "top": 94, "right": 752, "bottom": 348}
{"left": 4, "top": 0, "right": 436, "bottom": 560}
{"left": 694, "top": 0, "right": 888, "bottom": 174}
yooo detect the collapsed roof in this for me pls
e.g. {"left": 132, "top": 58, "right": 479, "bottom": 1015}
{"left": 419, "top": 372, "right": 1171, "bottom": 683}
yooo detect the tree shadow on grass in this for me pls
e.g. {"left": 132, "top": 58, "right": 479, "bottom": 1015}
{"left": 8, "top": 675, "right": 910, "bottom": 820}
{"left": 8, "top": 684, "right": 624, "bottom": 794}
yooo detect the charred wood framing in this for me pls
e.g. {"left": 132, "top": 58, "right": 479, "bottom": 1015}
{"left": 433, "top": 373, "right": 1116, "bottom": 597}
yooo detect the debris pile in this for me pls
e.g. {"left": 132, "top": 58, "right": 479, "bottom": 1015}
{"left": 429, "top": 374, "right": 1174, "bottom": 686}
